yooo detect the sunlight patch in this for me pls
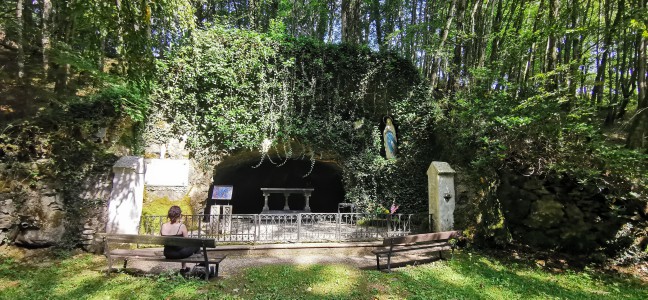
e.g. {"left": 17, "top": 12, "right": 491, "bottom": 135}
{"left": 307, "top": 265, "right": 359, "bottom": 297}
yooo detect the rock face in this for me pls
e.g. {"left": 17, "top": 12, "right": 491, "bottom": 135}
{"left": 14, "top": 188, "right": 66, "bottom": 247}
{"left": 77, "top": 174, "right": 112, "bottom": 252}
{"left": 0, "top": 199, "right": 17, "bottom": 244}
{"left": 497, "top": 171, "right": 639, "bottom": 253}
{"left": 0, "top": 171, "right": 112, "bottom": 250}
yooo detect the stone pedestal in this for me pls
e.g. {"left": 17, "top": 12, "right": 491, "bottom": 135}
{"left": 106, "top": 156, "right": 145, "bottom": 234}
{"left": 427, "top": 162, "right": 456, "bottom": 232}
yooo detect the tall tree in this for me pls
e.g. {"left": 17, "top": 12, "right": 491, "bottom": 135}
{"left": 42, "top": 0, "right": 52, "bottom": 76}
{"left": 626, "top": 17, "right": 647, "bottom": 150}
{"left": 341, "top": 0, "right": 362, "bottom": 44}
{"left": 16, "top": 0, "right": 24, "bottom": 80}
{"left": 430, "top": 0, "right": 457, "bottom": 88}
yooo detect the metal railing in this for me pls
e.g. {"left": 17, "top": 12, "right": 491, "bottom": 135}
{"left": 139, "top": 213, "right": 416, "bottom": 243}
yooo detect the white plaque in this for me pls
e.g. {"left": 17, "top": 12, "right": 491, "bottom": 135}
{"left": 144, "top": 159, "right": 189, "bottom": 186}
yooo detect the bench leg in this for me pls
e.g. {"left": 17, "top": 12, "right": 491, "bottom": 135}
{"left": 387, "top": 253, "right": 392, "bottom": 273}
{"left": 123, "top": 259, "right": 128, "bottom": 269}
{"left": 107, "top": 256, "right": 112, "bottom": 276}
{"left": 375, "top": 255, "right": 380, "bottom": 271}
{"left": 202, "top": 245, "right": 209, "bottom": 281}
{"left": 214, "top": 264, "right": 219, "bottom": 277}
{"left": 105, "top": 239, "right": 111, "bottom": 276}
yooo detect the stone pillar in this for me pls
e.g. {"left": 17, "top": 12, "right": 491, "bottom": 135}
{"left": 283, "top": 193, "right": 290, "bottom": 211}
{"left": 262, "top": 192, "right": 270, "bottom": 212}
{"left": 427, "top": 161, "right": 456, "bottom": 232}
{"left": 304, "top": 192, "right": 312, "bottom": 212}
{"left": 106, "top": 156, "right": 145, "bottom": 234}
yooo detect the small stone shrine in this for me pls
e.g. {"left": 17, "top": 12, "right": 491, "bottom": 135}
{"left": 427, "top": 161, "right": 456, "bottom": 232}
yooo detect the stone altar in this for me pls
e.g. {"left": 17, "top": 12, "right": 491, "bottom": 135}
{"left": 260, "top": 188, "right": 314, "bottom": 213}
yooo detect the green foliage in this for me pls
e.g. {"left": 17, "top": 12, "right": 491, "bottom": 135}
{"left": 444, "top": 90, "right": 647, "bottom": 198}
{"left": 150, "top": 25, "right": 429, "bottom": 212}
{"left": 439, "top": 88, "right": 648, "bottom": 255}
{"left": 91, "top": 82, "right": 150, "bottom": 122}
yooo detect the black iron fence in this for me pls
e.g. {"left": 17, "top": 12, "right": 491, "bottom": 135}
{"left": 140, "top": 213, "right": 419, "bottom": 243}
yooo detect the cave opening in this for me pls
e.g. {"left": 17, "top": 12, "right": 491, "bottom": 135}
{"left": 206, "top": 156, "right": 345, "bottom": 214}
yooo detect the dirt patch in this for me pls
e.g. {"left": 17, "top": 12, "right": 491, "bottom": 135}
{"left": 610, "top": 262, "right": 648, "bottom": 283}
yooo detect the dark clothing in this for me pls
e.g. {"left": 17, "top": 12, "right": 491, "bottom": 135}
{"left": 163, "top": 244, "right": 199, "bottom": 259}
{"left": 162, "top": 227, "right": 199, "bottom": 259}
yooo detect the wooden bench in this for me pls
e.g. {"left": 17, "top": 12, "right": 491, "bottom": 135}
{"left": 100, "top": 234, "right": 226, "bottom": 280}
{"left": 371, "top": 231, "right": 461, "bottom": 271}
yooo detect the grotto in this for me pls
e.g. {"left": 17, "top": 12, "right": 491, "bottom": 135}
{"left": 205, "top": 156, "right": 345, "bottom": 214}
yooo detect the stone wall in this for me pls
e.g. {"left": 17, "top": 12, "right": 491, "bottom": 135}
{"left": 0, "top": 164, "right": 111, "bottom": 251}
{"left": 497, "top": 171, "right": 641, "bottom": 253}
{"left": 77, "top": 174, "right": 112, "bottom": 252}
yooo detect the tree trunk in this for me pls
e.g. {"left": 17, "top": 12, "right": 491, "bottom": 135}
{"left": 591, "top": 0, "right": 615, "bottom": 105}
{"left": 249, "top": 0, "right": 257, "bottom": 30}
{"left": 544, "top": 0, "right": 561, "bottom": 91}
{"left": 523, "top": 0, "right": 546, "bottom": 85}
{"left": 16, "top": 0, "right": 25, "bottom": 80}
{"left": 115, "top": 0, "right": 125, "bottom": 75}
{"left": 565, "top": 0, "right": 581, "bottom": 106}
{"left": 42, "top": 0, "right": 52, "bottom": 77}
{"left": 448, "top": 0, "right": 465, "bottom": 92}
{"left": 430, "top": 0, "right": 457, "bottom": 88}
{"left": 618, "top": 36, "right": 636, "bottom": 119}
{"left": 487, "top": 0, "right": 503, "bottom": 67}
{"left": 341, "top": 0, "right": 362, "bottom": 44}
{"left": 370, "top": 0, "right": 383, "bottom": 50}
{"left": 626, "top": 31, "right": 648, "bottom": 150}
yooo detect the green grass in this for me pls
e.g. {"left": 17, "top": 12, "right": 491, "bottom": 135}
{"left": 0, "top": 251, "right": 645, "bottom": 299}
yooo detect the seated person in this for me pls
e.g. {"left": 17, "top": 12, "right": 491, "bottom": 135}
{"left": 161, "top": 205, "right": 199, "bottom": 271}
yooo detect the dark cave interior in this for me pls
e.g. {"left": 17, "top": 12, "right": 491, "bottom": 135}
{"left": 205, "top": 157, "right": 345, "bottom": 214}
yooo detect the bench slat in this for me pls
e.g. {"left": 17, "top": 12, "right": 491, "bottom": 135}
{"left": 383, "top": 231, "right": 460, "bottom": 246}
{"left": 373, "top": 245, "right": 452, "bottom": 256}
{"left": 372, "top": 242, "right": 450, "bottom": 254}
{"left": 101, "top": 234, "right": 216, "bottom": 248}
{"left": 109, "top": 255, "right": 226, "bottom": 264}
{"left": 373, "top": 231, "right": 462, "bottom": 271}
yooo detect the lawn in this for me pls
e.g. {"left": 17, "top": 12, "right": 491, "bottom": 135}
{"left": 0, "top": 251, "right": 645, "bottom": 300}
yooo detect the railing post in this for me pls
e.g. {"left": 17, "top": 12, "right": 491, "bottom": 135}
{"left": 197, "top": 215, "right": 202, "bottom": 238}
{"left": 297, "top": 214, "right": 302, "bottom": 242}
{"left": 254, "top": 215, "right": 259, "bottom": 242}
{"left": 336, "top": 213, "right": 341, "bottom": 241}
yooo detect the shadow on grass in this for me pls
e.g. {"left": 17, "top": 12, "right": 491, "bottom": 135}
{"left": 0, "top": 255, "right": 209, "bottom": 300}
{"left": 2, "top": 252, "right": 646, "bottom": 300}
{"left": 359, "top": 256, "right": 441, "bottom": 271}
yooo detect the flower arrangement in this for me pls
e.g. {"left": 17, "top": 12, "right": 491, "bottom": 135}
{"left": 390, "top": 202, "right": 400, "bottom": 215}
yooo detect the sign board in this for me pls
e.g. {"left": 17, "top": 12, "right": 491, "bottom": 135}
{"left": 211, "top": 185, "right": 234, "bottom": 200}
{"left": 144, "top": 159, "right": 189, "bottom": 186}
